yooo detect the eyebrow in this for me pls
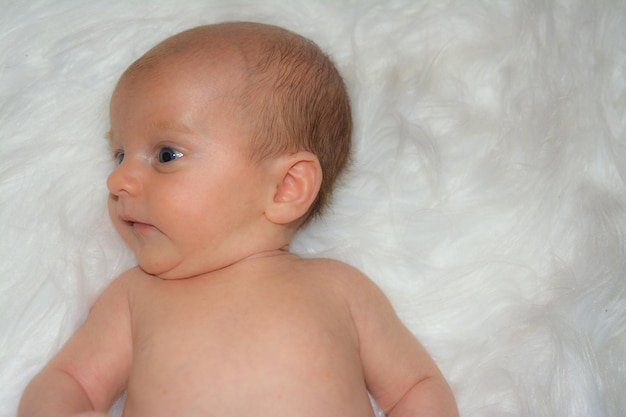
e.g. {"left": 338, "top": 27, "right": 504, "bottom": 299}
{"left": 149, "top": 120, "right": 196, "bottom": 135}
{"left": 105, "top": 120, "right": 196, "bottom": 143}
{"left": 104, "top": 120, "right": 197, "bottom": 147}
{"left": 105, "top": 130, "right": 116, "bottom": 150}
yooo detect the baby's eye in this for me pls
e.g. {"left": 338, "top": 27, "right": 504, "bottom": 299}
{"left": 158, "top": 147, "right": 183, "bottom": 163}
{"left": 114, "top": 150, "right": 125, "bottom": 165}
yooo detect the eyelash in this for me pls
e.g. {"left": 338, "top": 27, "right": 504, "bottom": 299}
{"left": 113, "top": 150, "right": 124, "bottom": 165}
{"left": 112, "top": 147, "right": 183, "bottom": 166}
{"left": 157, "top": 147, "right": 183, "bottom": 163}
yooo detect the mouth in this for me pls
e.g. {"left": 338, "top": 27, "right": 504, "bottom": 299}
{"left": 131, "top": 222, "right": 154, "bottom": 232}
{"left": 120, "top": 215, "right": 153, "bottom": 232}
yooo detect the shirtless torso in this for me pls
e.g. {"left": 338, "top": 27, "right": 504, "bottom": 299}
{"left": 121, "top": 254, "right": 375, "bottom": 416}
{"left": 48, "top": 253, "right": 403, "bottom": 416}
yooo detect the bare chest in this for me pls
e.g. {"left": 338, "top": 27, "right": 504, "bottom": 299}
{"left": 123, "top": 276, "right": 373, "bottom": 417}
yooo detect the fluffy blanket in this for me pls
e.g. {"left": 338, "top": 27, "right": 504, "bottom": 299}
{"left": 1, "top": 1, "right": 624, "bottom": 416}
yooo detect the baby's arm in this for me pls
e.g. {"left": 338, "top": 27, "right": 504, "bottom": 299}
{"left": 18, "top": 273, "right": 133, "bottom": 417}
{"left": 342, "top": 266, "right": 459, "bottom": 417}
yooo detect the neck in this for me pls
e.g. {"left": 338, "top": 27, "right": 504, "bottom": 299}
{"left": 238, "top": 246, "right": 290, "bottom": 263}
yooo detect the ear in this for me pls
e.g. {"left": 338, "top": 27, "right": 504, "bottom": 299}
{"left": 265, "top": 152, "right": 322, "bottom": 225}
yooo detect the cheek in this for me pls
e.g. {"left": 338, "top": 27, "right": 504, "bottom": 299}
{"left": 166, "top": 175, "right": 222, "bottom": 212}
{"left": 107, "top": 197, "right": 124, "bottom": 228}
{"left": 107, "top": 195, "right": 118, "bottom": 225}
{"left": 154, "top": 164, "right": 264, "bottom": 232}
{"left": 107, "top": 195, "right": 132, "bottom": 244}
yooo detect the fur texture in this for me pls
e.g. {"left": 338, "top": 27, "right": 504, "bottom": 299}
{"left": 1, "top": 1, "right": 624, "bottom": 416}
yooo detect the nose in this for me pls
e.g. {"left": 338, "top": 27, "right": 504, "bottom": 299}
{"left": 107, "top": 159, "right": 143, "bottom": 196}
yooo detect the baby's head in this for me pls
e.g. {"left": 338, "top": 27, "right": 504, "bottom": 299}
{"left": 107, "top": 22, "right": 352, "bottom": 277}
{"left": 121, "top": 22, "right": 352, "bottom": 222}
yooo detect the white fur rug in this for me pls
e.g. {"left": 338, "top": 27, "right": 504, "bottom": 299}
{"left": 1, "top": 1, "right": 625, "bottom": 416}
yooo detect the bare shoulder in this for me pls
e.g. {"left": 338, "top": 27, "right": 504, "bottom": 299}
{"left": 74, "top": 267, "right": 146, "bottom": 339}
{"left": 294, "top": 257, "right": 369, "bottom": 284}
{"left": 294, "top": 256, "right": 364, "bottom": 277}
{"left": 294, "top": 257, "right": 390, "bottom": 312}
{"left": 108, "top": 265, "right": 148, "bottom": 288}
{"left": 100, "top": 266, "right": 153, "bottom": 299}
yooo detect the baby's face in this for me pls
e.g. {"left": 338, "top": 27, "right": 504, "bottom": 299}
{"left": 107, "top": 55, "right": 275, "bottom": 279}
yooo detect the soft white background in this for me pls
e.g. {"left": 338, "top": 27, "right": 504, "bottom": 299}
{"left": 1, "top": 1, "right": 625, "bottom": 416}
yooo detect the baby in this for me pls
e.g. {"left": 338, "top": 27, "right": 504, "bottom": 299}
{"left": 18, "top": 22, "right": 458, "bottom": 417}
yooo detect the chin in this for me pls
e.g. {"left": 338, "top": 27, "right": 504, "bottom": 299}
{"left": 135, "top": 255, "right": 182, "bottom": 279}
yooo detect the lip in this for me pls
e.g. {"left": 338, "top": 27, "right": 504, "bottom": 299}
{"left": 120, "top": 214, "right": 154, "bottom": 232}
{"left": 131, "top": 222, "right": 154, "bottom": 232}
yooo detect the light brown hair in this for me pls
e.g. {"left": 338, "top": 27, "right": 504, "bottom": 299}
{"left": 237, "top": 23, "right": 352, "bottom": 221}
